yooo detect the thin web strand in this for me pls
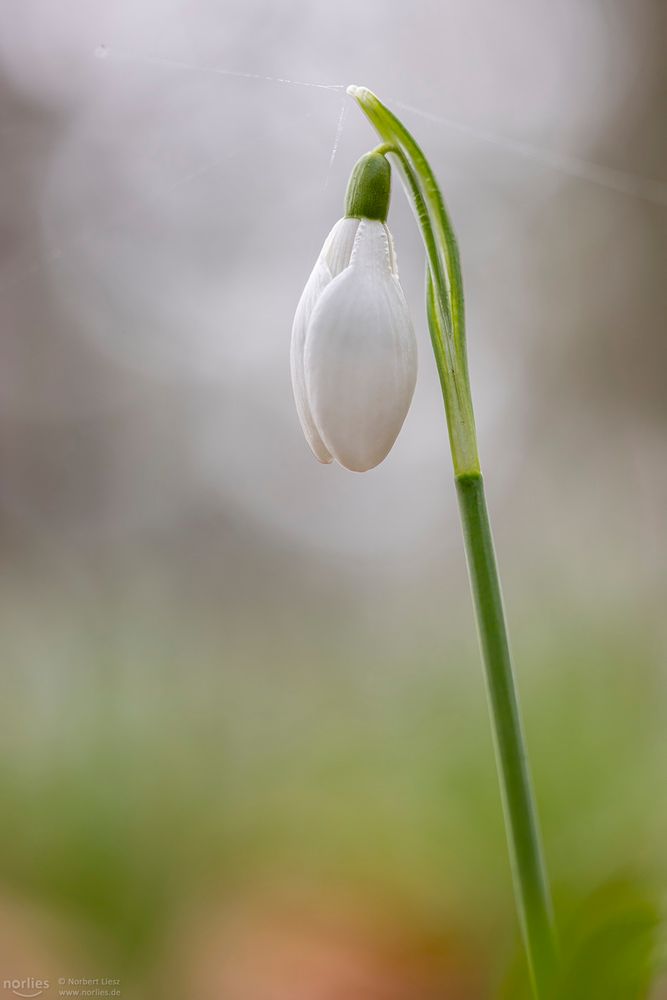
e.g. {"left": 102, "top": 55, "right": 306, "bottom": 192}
{"left": 4, "top": 48, "right": 346, "bottom": 292}
{"left": 95, "top": 46, "right": 667, "bottom": 206}
{"left": 395, "top": 100, "right": 667, "bottom": 208}
{"left": 94, "top": 45, "right": 345, "bottom": 91}
{"left": 5, "top": 48, "right": 665, "bottom": 293}
{"left": 324, "top": 99, "right": 348, "bottom": 190}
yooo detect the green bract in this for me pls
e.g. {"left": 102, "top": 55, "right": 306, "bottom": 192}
{"left": 344, "top": 151, "right": 391, "bottom": 223}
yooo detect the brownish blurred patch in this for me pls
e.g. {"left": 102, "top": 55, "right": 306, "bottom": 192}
{"left": 160, "top": 883, "right": 485, "bottom": 1000}
{"left": 0, "top": 893, "right": 97, "bottom": 992}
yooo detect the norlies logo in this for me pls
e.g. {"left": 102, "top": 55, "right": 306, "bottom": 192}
{"left": 2, "top": 980, "right": 50, "bottom": 998}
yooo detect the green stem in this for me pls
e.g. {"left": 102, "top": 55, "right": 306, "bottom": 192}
{"left": 348, "top": 86, "right": 558, "bottom": 996}
{"left": 457, "top": 473, "right": 558, "bottom": 997}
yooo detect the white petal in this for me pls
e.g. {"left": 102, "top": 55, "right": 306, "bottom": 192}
{"left": 290, "top": 256, "right": 333, "bottom": 463}
{"left": 321, "top": 217, "right": 360, "bottom": 276}
{"left": 290, "top": 218, "right": 360, "bottom": 464}
{"left": 304, "top": 221, "right": 417, "bottom": 472}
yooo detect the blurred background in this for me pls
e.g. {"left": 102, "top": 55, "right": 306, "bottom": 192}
{"left": 0, "top": 1, "right": 665, "bottom": 997}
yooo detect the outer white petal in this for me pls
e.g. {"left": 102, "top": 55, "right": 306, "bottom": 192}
{"left": 320, "top": 217, "right": 359, "bottom": 277}
{"left": 291, "top": 256, "right": 333, "bottom": 462}
{"left": 304, "top": 220, "right": 417, "bottom": 472}
{"left": 290, "top": 218, "right": 360, "bottom": 464}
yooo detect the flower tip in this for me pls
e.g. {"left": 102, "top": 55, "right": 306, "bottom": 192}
{"left": 346, "top": 84, "right": 370, "bottom": 100}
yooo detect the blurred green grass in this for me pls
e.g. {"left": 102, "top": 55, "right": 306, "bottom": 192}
{"left": 0, "top": 590, "right": 665, "bottom": 995}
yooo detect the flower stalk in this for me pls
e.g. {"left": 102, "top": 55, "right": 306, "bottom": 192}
{"left": 347, "top": 86, "right": 558, "bottom": 996}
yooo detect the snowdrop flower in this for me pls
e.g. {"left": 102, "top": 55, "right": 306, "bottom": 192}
{"left": 291, "top": 152, "right": 417, "bottom": 472}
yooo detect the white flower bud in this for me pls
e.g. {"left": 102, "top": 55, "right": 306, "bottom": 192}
{"left": 290, "top": 217, "right": 417, "bottom": 472}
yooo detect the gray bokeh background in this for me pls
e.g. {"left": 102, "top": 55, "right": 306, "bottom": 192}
{"left": 2, "top": 0, "right": 665, "bottom": 585}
